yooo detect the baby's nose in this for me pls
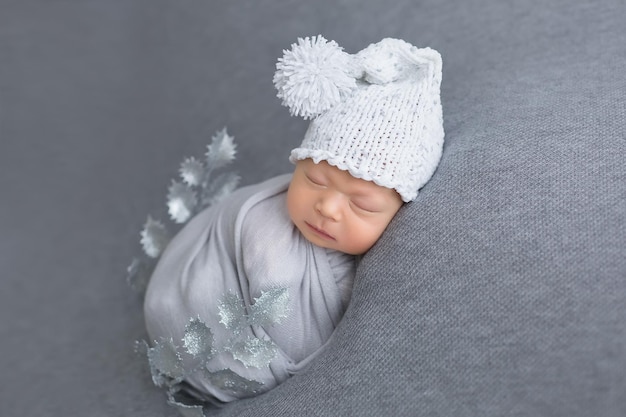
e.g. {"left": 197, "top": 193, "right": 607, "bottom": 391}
{"left": 315, "top": 193, "right": 343, "bottom": 221}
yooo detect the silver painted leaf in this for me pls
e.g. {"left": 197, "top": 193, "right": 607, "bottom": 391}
{"left": 140, "top": 216, "right": 170, "bottom": 258}
{"left": 134, "top": 339, "right": 168, "bottom": 387}
{"left": 179, "top": 156, "right": 205, "bottom": 186}
{"left": 183, "top": 317, "right": 214, "bottom": 359}
{"left": 206, "top": 127, "right": 237, "bottom": 170}
{"left": 126, "top": 257, "right": 154, "bottom": 294}
{"left": 167, "top": 181, "right": 198, "bottom": 224}
{"left": 228, "top": 336, "right": 278, "bottom": 368}
{"left": 217, "top": 293, "right": 246, "bottom": 334}
{"left": 205, "top": 368, "right": 264, "bottom": 397}
{"left": 249, "top": 288, "right": 290, "bottom": 327}
{"left": 148, "top": 338, "right": 185, "bottom": 382}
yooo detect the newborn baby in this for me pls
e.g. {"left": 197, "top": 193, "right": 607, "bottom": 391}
{"left": 143, "top": 35, "right": 444, "bottom": 406}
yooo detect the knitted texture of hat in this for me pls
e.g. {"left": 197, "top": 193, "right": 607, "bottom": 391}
{"left": 274, "top": 36, "right": 444, "bottom": 202}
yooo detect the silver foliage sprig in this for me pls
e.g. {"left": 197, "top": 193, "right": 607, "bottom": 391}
{"left": 167, "top": 181, "right": 198, "bottom": 224}
{"left": 127, "top": 128, "right": 256, "bottom": 414}
{"left": 126, "top": 127, "right": 240, "bottom": 295}
{"left": 138, "top": 288, "right": 290, "bottom": 410}
{"left": 206, "top": 127, "right": 237, "bottom": 171}
{"left": 167, "top": 127, "right": 239, "bottom": 224}
{"left": 218, "top": 289, "right": 290, "bottom": 368}
{"left": 140, "top": 216, "right": 171, "bottom": 258}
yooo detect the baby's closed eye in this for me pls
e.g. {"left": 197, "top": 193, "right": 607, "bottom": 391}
{"left": 350, "top": 199, "right": 382, "bottom": 213}
{"left": 305, "top": 173, "right": 326, "bottom": 187}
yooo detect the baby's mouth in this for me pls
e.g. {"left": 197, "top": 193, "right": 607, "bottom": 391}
{"left": 305, "top": 222, "right": 336, "bottom": 241}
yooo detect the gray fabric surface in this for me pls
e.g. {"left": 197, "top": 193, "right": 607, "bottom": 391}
{"left": 1, "top": 0, "right": 624, "bottom": 416}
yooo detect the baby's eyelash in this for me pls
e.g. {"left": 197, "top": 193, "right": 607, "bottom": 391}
{"left": 305, "top": 174, "right": 324, "bottom": 186}
{"left": 350, "top": 200, "right": 379, "bottom": 213}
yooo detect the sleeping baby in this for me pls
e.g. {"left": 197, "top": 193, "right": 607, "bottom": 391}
{"left": 143, "top": 35, "right": 444, "bottom": 407}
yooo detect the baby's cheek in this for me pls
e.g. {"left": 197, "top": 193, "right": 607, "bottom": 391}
{"left": 344, "top": 225, "right": 379, "bottom": 255}
{"left": 364, "top": 221, "right": 390, "bottom": 248}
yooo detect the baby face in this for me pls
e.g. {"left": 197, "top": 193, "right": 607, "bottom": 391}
{"left": 287, "top": 159, "right": 403, "bottom": 255}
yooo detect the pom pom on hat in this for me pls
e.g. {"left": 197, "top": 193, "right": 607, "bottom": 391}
{"left": 273, "top": 35, "right": 360, "bottom": 120}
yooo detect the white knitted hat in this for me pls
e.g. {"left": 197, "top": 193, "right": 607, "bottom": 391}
{"left": 274, "top": 36, "right": 444, "bottom": 202}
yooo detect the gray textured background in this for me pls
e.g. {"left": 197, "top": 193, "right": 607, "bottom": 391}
{"left": 1, "top": 0, "right": 625, "bottom": 416}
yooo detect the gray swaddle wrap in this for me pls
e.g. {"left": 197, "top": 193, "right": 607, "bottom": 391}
{"left": 144, "top": 174, "right": 355, "bottom": 402}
